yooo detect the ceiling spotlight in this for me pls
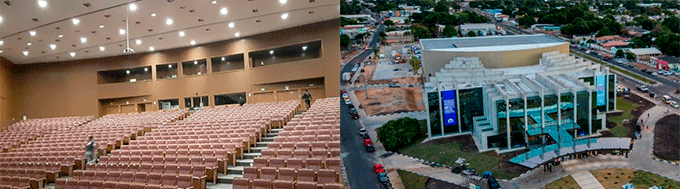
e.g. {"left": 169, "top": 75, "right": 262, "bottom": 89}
{"left": 72, "top": 18, "right": 80, "bottom": 25}
{"left": 221, "top": 57, "right": 225, "bottom": 61}
{"left": 29, "top": 31, "right": 36, "bottom": 36}
{"left": 70, "top": 52, "right": 75, "bottom": 57}
{"left": 165, "top": 18, "right": 173, "bottom": 25}
{"left": 212, "top": 0, "right": 217, "bottom": 4}
{"left": 228, "top": 22, "right": 234, "bottom": 28}
{"left": 27, "top": 43, "right": 32, "bottom": 46}
{"left": 100, "top": 46, "right": 105, "bottom": 51}
{"left": 58, "top": 34, "right": 63, "bottom": 38}
{"left": 119, "top": 29, "right": 126, "bottom": 35}
{"left": 126, "top": 70, "right": 130, "bottom": 74}
{"left": 302, "top": 46, "right": 307, "bottom": 51}
{"left": 235, "top": 32, "right": 240, "bottom": 37}
{"left": 279, "top": 0, "right": 286, "bottom": 4}
{"left": 169, "top": 64, "right": 172, "bottom": 68}
{"left": 149, "top": 47, "right": 155, "bottom": 51}
{"left": 38, "top": 0, "right": 47, "bottom": 8}
{"left": 193, "top": 61, "right": 198, "bottom": 64}
{"left": 80, "top": 37, "right": 87, "bottom": 43}
{"left": 135, "top": 39, "right": 142, "bottom": 45}
{"left": 0, "top": 50, "right": 3, "bottom": 53}
{"left": 23, "top": 51, "right": 29, "bottom": 56}
{"left": 128, "top": 3, "right": 137, "bottom": 11}
{"left": 190, "top": 40, "right": 196, "bottom": 45}
{"left": 0, "top": 16, "right": 2, "bottom": 23}
{"left": 269, "top": 50, "right": 274, "bottom": 54}
{"left": 0, "top": 41, "right": 3, "bottom": 45}
{"left": 144, "top": 68, "right": 148, "bottom": 71}
{"left": 178, "top": 31, "right": 185, "bottom": 37}
{"left": 281, "top": 13, "right": 288, "bottom": 19}
{"left": 99, "top": 25, "right": 104, "bottom": 28}
{"left": 151, "top": 13, "right": 157, "bottom": 17}
{"left": 220, "top": 7, "right": 228, "bottom": 15}
{"left": 49, "top": 44, "right": 56, "bottom": 49}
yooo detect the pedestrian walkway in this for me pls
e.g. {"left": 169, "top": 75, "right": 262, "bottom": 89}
{"left": 572, "top": 171, "right": 605, "bottom": 189}
{"left": 382, "top": 154, "right": 467, "bottom": 185}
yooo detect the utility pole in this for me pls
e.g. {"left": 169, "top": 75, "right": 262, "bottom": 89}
{"left": 359, "top": 75, "right": 369, "bottom": 99}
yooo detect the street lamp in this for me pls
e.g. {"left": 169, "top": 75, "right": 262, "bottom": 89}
{"left": 358, "top": 75, "right": 369, "bottom": 99}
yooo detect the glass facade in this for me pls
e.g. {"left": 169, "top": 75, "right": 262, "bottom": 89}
{"left": 496, "top": 100, "right": 508, "bottom": 150}
{"left": 609, "top": 74, "right": 616, "bottom": 111}
{"left": 459, "top": 88, "right": 483, "bottom": 133}
{"left": 509, "top": 98, "right": 526, "bottom": 149}
{"left": 576, "top": 91, "right": 590, "bottom": 136}
{"left": 427, "top": 92, "right": 442, "bottom": 136}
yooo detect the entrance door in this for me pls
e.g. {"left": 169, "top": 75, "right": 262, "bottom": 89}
{"left": 184, "top": 96, "right": 209, "bottom": 108}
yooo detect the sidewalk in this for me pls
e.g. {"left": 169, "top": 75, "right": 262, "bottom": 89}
{"left": 572, "top": 171, "right": 604, "bottom": 189}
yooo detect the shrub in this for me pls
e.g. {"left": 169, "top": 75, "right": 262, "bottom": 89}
{"left": 377, "top": 117, "right": 423, "bottom": 151}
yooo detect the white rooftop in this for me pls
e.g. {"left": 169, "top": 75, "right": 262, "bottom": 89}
{"left": 628, "top": 48, "right": 662, "bottom": 56}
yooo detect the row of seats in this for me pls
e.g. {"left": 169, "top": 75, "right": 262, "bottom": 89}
{"left": 234, "top": 97, "right": 342, "bottom": 189}
{"left": 56, "top": 176, "right": 192, "bottom": 189}
{"left": 0, "top": 116, "right": 93, "bottom": 152}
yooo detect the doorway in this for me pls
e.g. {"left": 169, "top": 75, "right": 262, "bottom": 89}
{"left": 184, "top": 96, "right": 209, "bottom": 108}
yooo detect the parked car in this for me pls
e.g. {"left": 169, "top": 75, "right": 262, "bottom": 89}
{"left": 638, "top": 85, "right": 649, "bottom": 92}
{"left": 365, "top": 139, "right": 375, "bottom": 152}
{"left": 649, "top": 92, "right": 657, "bottom": 98}
{"left": 652, "top": 72, "right": 658, "bottom": 76}
{"left": 342, "top": 93, "right": 349, "bottom": 100}
{"left": 627, "top": 64, "right": 634, "bottom": 68}
{"left": 344, "top": 98, "right": 352, "bottom": 105}
{"left": 373, "top": 164, "right": 386, "bottom": 174}
{"left": 616, "top": 60, "right": 623, "bottom": 64}
{"left": 359, "top": 128, "right": 369, "bottom": 139}
{"left": 388, "top": 83, "right": 400, "bottom": 88}
{"left": 350, "top": 107, "right": 360, "bottom": 119}
{"left": 377, "top": 172, "right": 390, "bottom": 185}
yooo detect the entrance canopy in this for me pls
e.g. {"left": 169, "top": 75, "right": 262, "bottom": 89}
{"left": 509, "top": 137, "right": 631, "bottom": 168}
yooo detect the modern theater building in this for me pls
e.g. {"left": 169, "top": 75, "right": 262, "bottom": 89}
{"left": 420, "top": 35, "right": 623, "bottom": 164}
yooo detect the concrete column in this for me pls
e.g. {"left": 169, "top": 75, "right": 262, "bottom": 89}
{"left": 588, "top": 90, "right": 593, "bottom": 136}
{"left": 456, "top": 87, "right": 462, "bottom": 133}
{"left": 524, "top": 95, "right": 528, "bottom": 147}
{"left": 506, "top": 98, "right": 511, "bottom": 150}
{"left": 438, "top": 90, "right": 444, "bottom": 136}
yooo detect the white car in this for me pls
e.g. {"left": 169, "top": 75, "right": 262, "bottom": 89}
{"left": 616, "top": 60, "right": 623, "bottom": 64}
{"left": 671, "top": 101, "right": 679, "bottom": 108}
{"left": 342, "top": 93, "right": 349, "bottom": 99}
{"left": 344, "top": 98, "right": 352, "bottom": 105}
{"left": 652, "top": 72, "right": 658, "bottom": 76}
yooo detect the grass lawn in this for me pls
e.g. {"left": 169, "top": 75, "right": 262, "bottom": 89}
{"left": 543, "top": 175, "right": 581, "bottom": 189}
{"left": 590, "top": 168, "right": 680, "bottom": 189}
{"left": 607, "top": 97, "right": 638, "bottom": 137}
{"left": 571, "top": 51, "right": 651, "bottom": 83}
{"left": 397, "top": 170, "right": 428, "bottom": 189}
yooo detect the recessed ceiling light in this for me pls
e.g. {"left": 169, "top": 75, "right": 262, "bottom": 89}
{"left": 228, "top": 22, "right": 234, "bottom": 28}
{"left": 70, "top": 52, "right": 75, "bottom": 57}
{"left": 194, "top": 61, "right": 198, "bottom": 64}
{"left": 23, "top": 51, "right": 29, "bottom": 56}
{"left": 279, "top": 0, "right": 286, "bottom": 4}
{"left": 99, "top": 25, "right": 104, "bottom": 28}
{"left": 165, "top": 18, "right": 173, "bottom": 25}
{"left": 99, "top": 46, "right": 105, "bottom": 51}
{"left": 270, "top": 50, "right": 274, "bottom": 54}
{"left": 72, "top": 18, "right": 80, "bottom": 25}
{"left": 80, "top": 37, "right": 87, "bottom": 43}
{"left": 169, "top": 64, "right": 172, "bottom": 68}
{"left": 0, "top": 16, "right": 2, "bottom": 23}
{"left": 302, "top": 46, "right": 307, "bottom": 51}
{"left": 27, "top": 43, "right": 32, "bottom": 46}
{"left": 49, "top": 44, "right": 56, "bottom": 49}
{"left": 235, "top": 32, "right": 240, "bottom": 37}
{"left": 119, "top": 29, "right": 126, "bottom": 35}
{"left": 38, "top": 0, "right": 47, "bottom": 8}
{"left": 0, "top": 50, "right": 3, "bottom": 53}
{"left": 128, "top": 3, "right": 137, "bottom": 11}
{"left": 135, "top": 39, "right": 142, "bottom": 45}
{"left": 144, "top": 68, "right": 149, "bottom": 72}
{"left": 212, "top": 0, "right": 217, "bottom": 4}
{"left": 126, "top": 70, "right": 130, "bottom": 74}
{"left": 149, "top": 47, "right": 155, "bottom": 51}
{"left": 281, "top": 13, "right": 288, "bottom": 19}
{"left": 0, "top": 41, "right": 3, "bottom": 45}
{"left": 220, "top": 7, "right": 228, "bottom": 15}
{"left": 29, "top": 31, "right": 36, "bottom": 36}
{"left": 190, "top": 40, "right": 196, "bottom": 45}
{"left": 58, "top": 34, "right": 63, "bottom": 38}
{"left": 221, "top": 57, "right": 225, "bottom": 61}
{"left": 178, "top": 31, "right": 185, "bottom": 37}
{"left": 151, "top": 13, "right": 156, "bottom": 17}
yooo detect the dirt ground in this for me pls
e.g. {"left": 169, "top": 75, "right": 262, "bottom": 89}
{"left": 354, "top": 63, "right": 422, "bottom": 86}
{"left": 653, "top": 114, "right": 680, "bottom": 161}
{"left": 616, "top": 93, "right": 654, "bottom": 138}
{"left": 425, "top": 178, "right": 468, "bottom": 189}
{"left": 354, "top": 87, "right": 425, "bottom": 116}
{"left": 341, "top": 49, "right": 362, "bottom": 63}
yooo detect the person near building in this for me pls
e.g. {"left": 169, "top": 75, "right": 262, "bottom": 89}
{"left": 302, "top": 90, "right": 312, "bottom": 109}
{"left": 85, "top": 136, "right": 97, "bottom": 164}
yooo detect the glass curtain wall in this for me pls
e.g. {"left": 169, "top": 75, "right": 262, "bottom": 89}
{"left": 428, "top": 92, "right": 442, "bottom": 136}
{"left": 526, "top": 96, "right": 542, "bottom": 147}
{"left": 509, "top": 98, "right": 526, "bottom": 149}
{"left": 459, "top": 88, "right": 484, "bottom": 133}
{"left": 608, "top": 74, "right": 616, "bottom": 111}
{"left": 496, "top": 100, "right": 508, "bottom": 150}
{"left": 576, "top": 91, "right": 590, "bottom": 137}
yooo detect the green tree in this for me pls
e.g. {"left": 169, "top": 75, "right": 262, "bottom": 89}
{"left": 434, "top": 1, "right": 449, "bottom": 13}
{"left": 616, "top": 49, "right": 625, "bottom": 58}
{"left": 662, "top": 15, "right": 680, "bottom": 33}
{"left": 467, "top": 31, "right": 477, "bottom": 37}
{"left": 340, "top": 17, "right": 358, "bottom": 27}
{"left": 377, "top": 117, "right": 423, "bottom": 151}
{"left": 411, "top": 24, "right": 431, "bottom": 40}
{"left": 384, "top": 20, "right": 395, "bottom": 26}
{"left": 373, "top": 47, "right": 380, "bottom": 60}
{"left": 442, "top": 25, "right": 457, "bottom": 38}
{"left": 340, "top": 34, "right": 351, "bottom": 48}
{"left": 386, "top": 27, "right": 397, "bottom": 32}
{"left": 409, "top": 56, "right": 421, "bottom": 74}
{"left": 626, "top": 52, "right": 636, "bottom": 60}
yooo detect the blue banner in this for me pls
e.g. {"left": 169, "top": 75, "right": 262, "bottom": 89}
{"left": 596, "top": 75, "right": 606, "bottom": 106}
{"left": 441, "top": 90, "right": 458, "bottom": 127}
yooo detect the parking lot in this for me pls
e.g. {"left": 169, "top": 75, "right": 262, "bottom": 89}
{"left": 372, "top": 61, "right": 414, "bottom": 80}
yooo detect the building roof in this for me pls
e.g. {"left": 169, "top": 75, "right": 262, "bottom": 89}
{"left": 600, "top": 41, "right": 629, "bottom": 47}
{"left": 660, "top": 56, "right": 680, "bottom": 64}
{"left": 459, "top": 23, "right": 497, "bottom": 30}
{"left": 628, "top": 48, "right": 662, "bottom": 56}
{"left": 595, "top": 35, "right": 628, "bottom": 42}
{"left": 420, "top": 34, "right": 564, "bottom": 50}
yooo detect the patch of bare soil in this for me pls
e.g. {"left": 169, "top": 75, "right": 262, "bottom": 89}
{"left": 425, "top": 178, "right": 468, "bottom": 189}
{"left": 654, "top": 114, "right": 680, "bottom": 161}
{"left": 621, "top": 93, "right": 655, "bottom": 138}
{"left": 354, "top": 87, "right": 425, "bottom": 116}
{"left": 354, "top": 63, "right": 422, "bottom": 87}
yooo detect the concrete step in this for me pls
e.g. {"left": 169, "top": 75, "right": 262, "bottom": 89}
{"left": 255, "top": 142, "right": 269, "bottom": 148}
{"left": 244, "top": 153, "right": 261, "bottom": 159}
{"left": 250, "top": 146, "right": 266, "bottom": 153}
{"left": 206, "top": 183, "right": 233, "bottom": 189}
{"left": 266, "top": 133, "right": 278, "bottom": 137}
{"left": 227, "top": 166, "right": 245, "bottom": 175}
{"left": 262, "top": 137, "right": 275, "bottom": 142}
{"left": 217, "top": 174, "right": 243, "bottom": 184}
{"left": 271, "top": 128, "right": 283, "bottom": 133}
{"left": 236, "top": 159, "right": 253, "bottom": 167}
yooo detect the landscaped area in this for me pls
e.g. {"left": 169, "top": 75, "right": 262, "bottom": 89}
{"left": 397, "top": 170, "right": 427, "bottom": 189}
{"left": 542, "top": 175, "right": 581, "bottom": 189}
{"left": 607, "top": 97, "right": 638, "bottom": 137}
{"left": 590, "top": 168, "right": 680, "bottom": 189}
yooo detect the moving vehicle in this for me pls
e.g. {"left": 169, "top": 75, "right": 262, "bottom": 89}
{"left": 663, "top": 95, "right": 672, "bottom": 104}
{"left": 388, "top": 83, "right": 399, "bottom": 88}
{"left": 671, "top": 101, "right": 679, "bottom": 108}
{"left": 627, "top": 64, "right": 634, "bottom": 68}
{"left": 616, "top": 60, "right": 622, "bottom": 64}
{"left": 365, "top": 139, "right": 376, "bottom": 152}
{"left": 652, "top": 72, "right": 658, "bottom": 76}
{"left": 638, "top": 85, "right": 649, "bottom": 92}
{"left": 604, "top": 56, "right": 613, "bottom": 61}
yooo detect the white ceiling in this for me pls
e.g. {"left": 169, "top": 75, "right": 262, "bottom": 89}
{"left": 0, "top": 0, "right": 339, "bottom": 64}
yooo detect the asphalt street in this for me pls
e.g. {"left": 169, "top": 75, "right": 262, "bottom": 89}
{"left": 340, "top": 10, "right": 386, "bottom": 189}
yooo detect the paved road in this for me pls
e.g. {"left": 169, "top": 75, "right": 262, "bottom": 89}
{"left": 340, "top": 11, "right": 386, "bottom": 189}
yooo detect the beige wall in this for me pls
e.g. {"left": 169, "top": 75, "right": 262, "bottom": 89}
{"left": 421, "top": 43, "right": 569, "bottom": 78}
{"left": 0, "top": 58, "right": 15, "bottom": 128}
{"left": 11, "top": 19, "right": 340, "bottom": 119}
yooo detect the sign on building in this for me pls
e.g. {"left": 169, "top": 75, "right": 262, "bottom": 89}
{"left": 596, "top": 75, "right": 606, "bottom": 106}
{"left": 441, "top": 90, "right": 458, "bottom": 127}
